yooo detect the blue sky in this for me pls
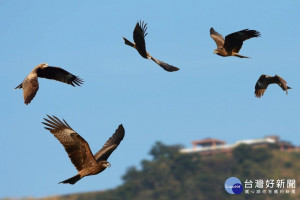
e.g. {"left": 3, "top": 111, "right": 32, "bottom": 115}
{"left": 1, "top": 0, "right": 300, "bottom": 198}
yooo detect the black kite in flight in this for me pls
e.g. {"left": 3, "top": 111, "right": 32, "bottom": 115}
{"left": 42, "top": 115, "right": 125, "bottom": 184}
{"left": 123, "top": 21, "right": 179, "bottom": 72}
{"left": 15, "top": 63, "right": 83, "bottom": 104}
{"left": 210, "top": 27, "right": 260, "bottom": 58}
{"left": 255, "top": 74, "right": 291, "bottom": 98}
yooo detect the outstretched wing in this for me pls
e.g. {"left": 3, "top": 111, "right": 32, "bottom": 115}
{"left": 133, "top": 20, "right": 148, "bottom": 58}
{"left": 275, "top": 75, "right": 289, "bottom": 93}
{"left": 150, "top": 56, "right": 179, "bottom": 72}
{"left": 255, "top": 88, "right": 267, "bottom": 98}
{"left": 42, "top": 115, "right": 96, "bottom": 171}
{"left": 254, "top": 75, "right": 268, "bottom": 98}
{"left": 224, "top": 29, "right": 260, "bottom": 53}
{"left": 16, "top": 74, "right": 39, "bottom": 105}
{"left": 210, "top": 28, "right": 225, "bottom": 48}
{"left": 37, "top": 66, "right": 83, "bottom": 86}
{"left": 94, "top": 124, "right": 125, "bottom": 162}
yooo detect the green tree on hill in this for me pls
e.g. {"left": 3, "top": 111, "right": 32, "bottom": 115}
{"left": 37, "top": 142, "right": 299, "bottom": 200}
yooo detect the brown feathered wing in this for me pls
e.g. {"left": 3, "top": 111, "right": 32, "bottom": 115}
{"left": 94, "top": 124, "right": 125, "bottom": 162}
{"left": 255, "top": 89, "right": 267, "bottom": 98}
{"left": 255, "top": 75, "right": 269, "bottom": 98}
{"left": 37, "top": 67, "right": 83, "bottom": 87}
{"left": 275, "top": 75, "right": 289, "bottom": 93}
{"left": 255, "top": 75, "right": 290, "bottom": 98}
{"left": 224, "top": 29, "right": 260, "bottom": 53}
{"left": 42, "top": 115, "right": 96, "bottom": 171}
{"left": 255, "top": 87, "right": 267, "bottom": 98}
{"left": 150, "top": 56, "right": 179, "bottom": 72}
{"left": 133, "top": 21, "right": 148, "bottom": 58}
{"left": 16, "top": 76, "right": 39, "bottom": 104}
{"left": 210, "top": 28, "right": 225, "bottom": 48}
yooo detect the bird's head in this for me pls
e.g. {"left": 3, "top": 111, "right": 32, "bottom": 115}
{"left": 100, "top": 161, "right": 111, "bottom": 169}
{"left": 213, "top": 49, "right": 219, "bottom": 54}
{"left": 259, "top": 74, "right": 268, "bottom": 80}
{"left": 37, "top": 63, "right": 48, "bottom": 69}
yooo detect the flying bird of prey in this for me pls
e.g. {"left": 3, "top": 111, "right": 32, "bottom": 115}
{"left": 42, "top": 115, "right": 125, "bottom": 184}
{"left": 123, "top": 20, "right": 179, "bottom": 72}
{"left": 15, "top": 63, "right": 83, "bottom": 105}
{"left": 210, "top": 27, "right": 260, "bottom": 58}
{"left": 255, "top": 74, "right": 291, "bottom": 98}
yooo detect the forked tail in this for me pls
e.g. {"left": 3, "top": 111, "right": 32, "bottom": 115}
{"left": 123, "top": 37, "right": 135, "bottom": 48}
{"left": 59, "top": 174, "right": 81, "bottom": 185}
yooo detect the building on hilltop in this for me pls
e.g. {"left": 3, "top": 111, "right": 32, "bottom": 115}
{"left": 180, "top": 135, "right": 296, "bottom": 156}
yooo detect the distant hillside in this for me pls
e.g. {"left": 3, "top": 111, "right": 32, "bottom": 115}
{"left": 20, "top": 142, "right": 300, "bottom": 200}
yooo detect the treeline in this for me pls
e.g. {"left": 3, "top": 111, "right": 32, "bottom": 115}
{"left": 39, "top": 142, "right": 300, "bottom": 200}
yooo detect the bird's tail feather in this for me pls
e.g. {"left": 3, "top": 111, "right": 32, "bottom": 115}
{"left": 15, "top": 83, "right": 22, "bottom": 89}
{"left": 59, "top": 174, "right": 81, "bottom": 185}
{"left": 123, "top": 37, "right": 135, "bottom": 48}
{"left": 286, "top": 86, "right": 292, "bottom": 95}
{"left": 234, "top": 54, "right": 249, "bottom": 58}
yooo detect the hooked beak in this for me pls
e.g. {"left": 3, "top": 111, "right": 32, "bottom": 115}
{"left": 107, "top": 163, "right": 111, "bottom": 168}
